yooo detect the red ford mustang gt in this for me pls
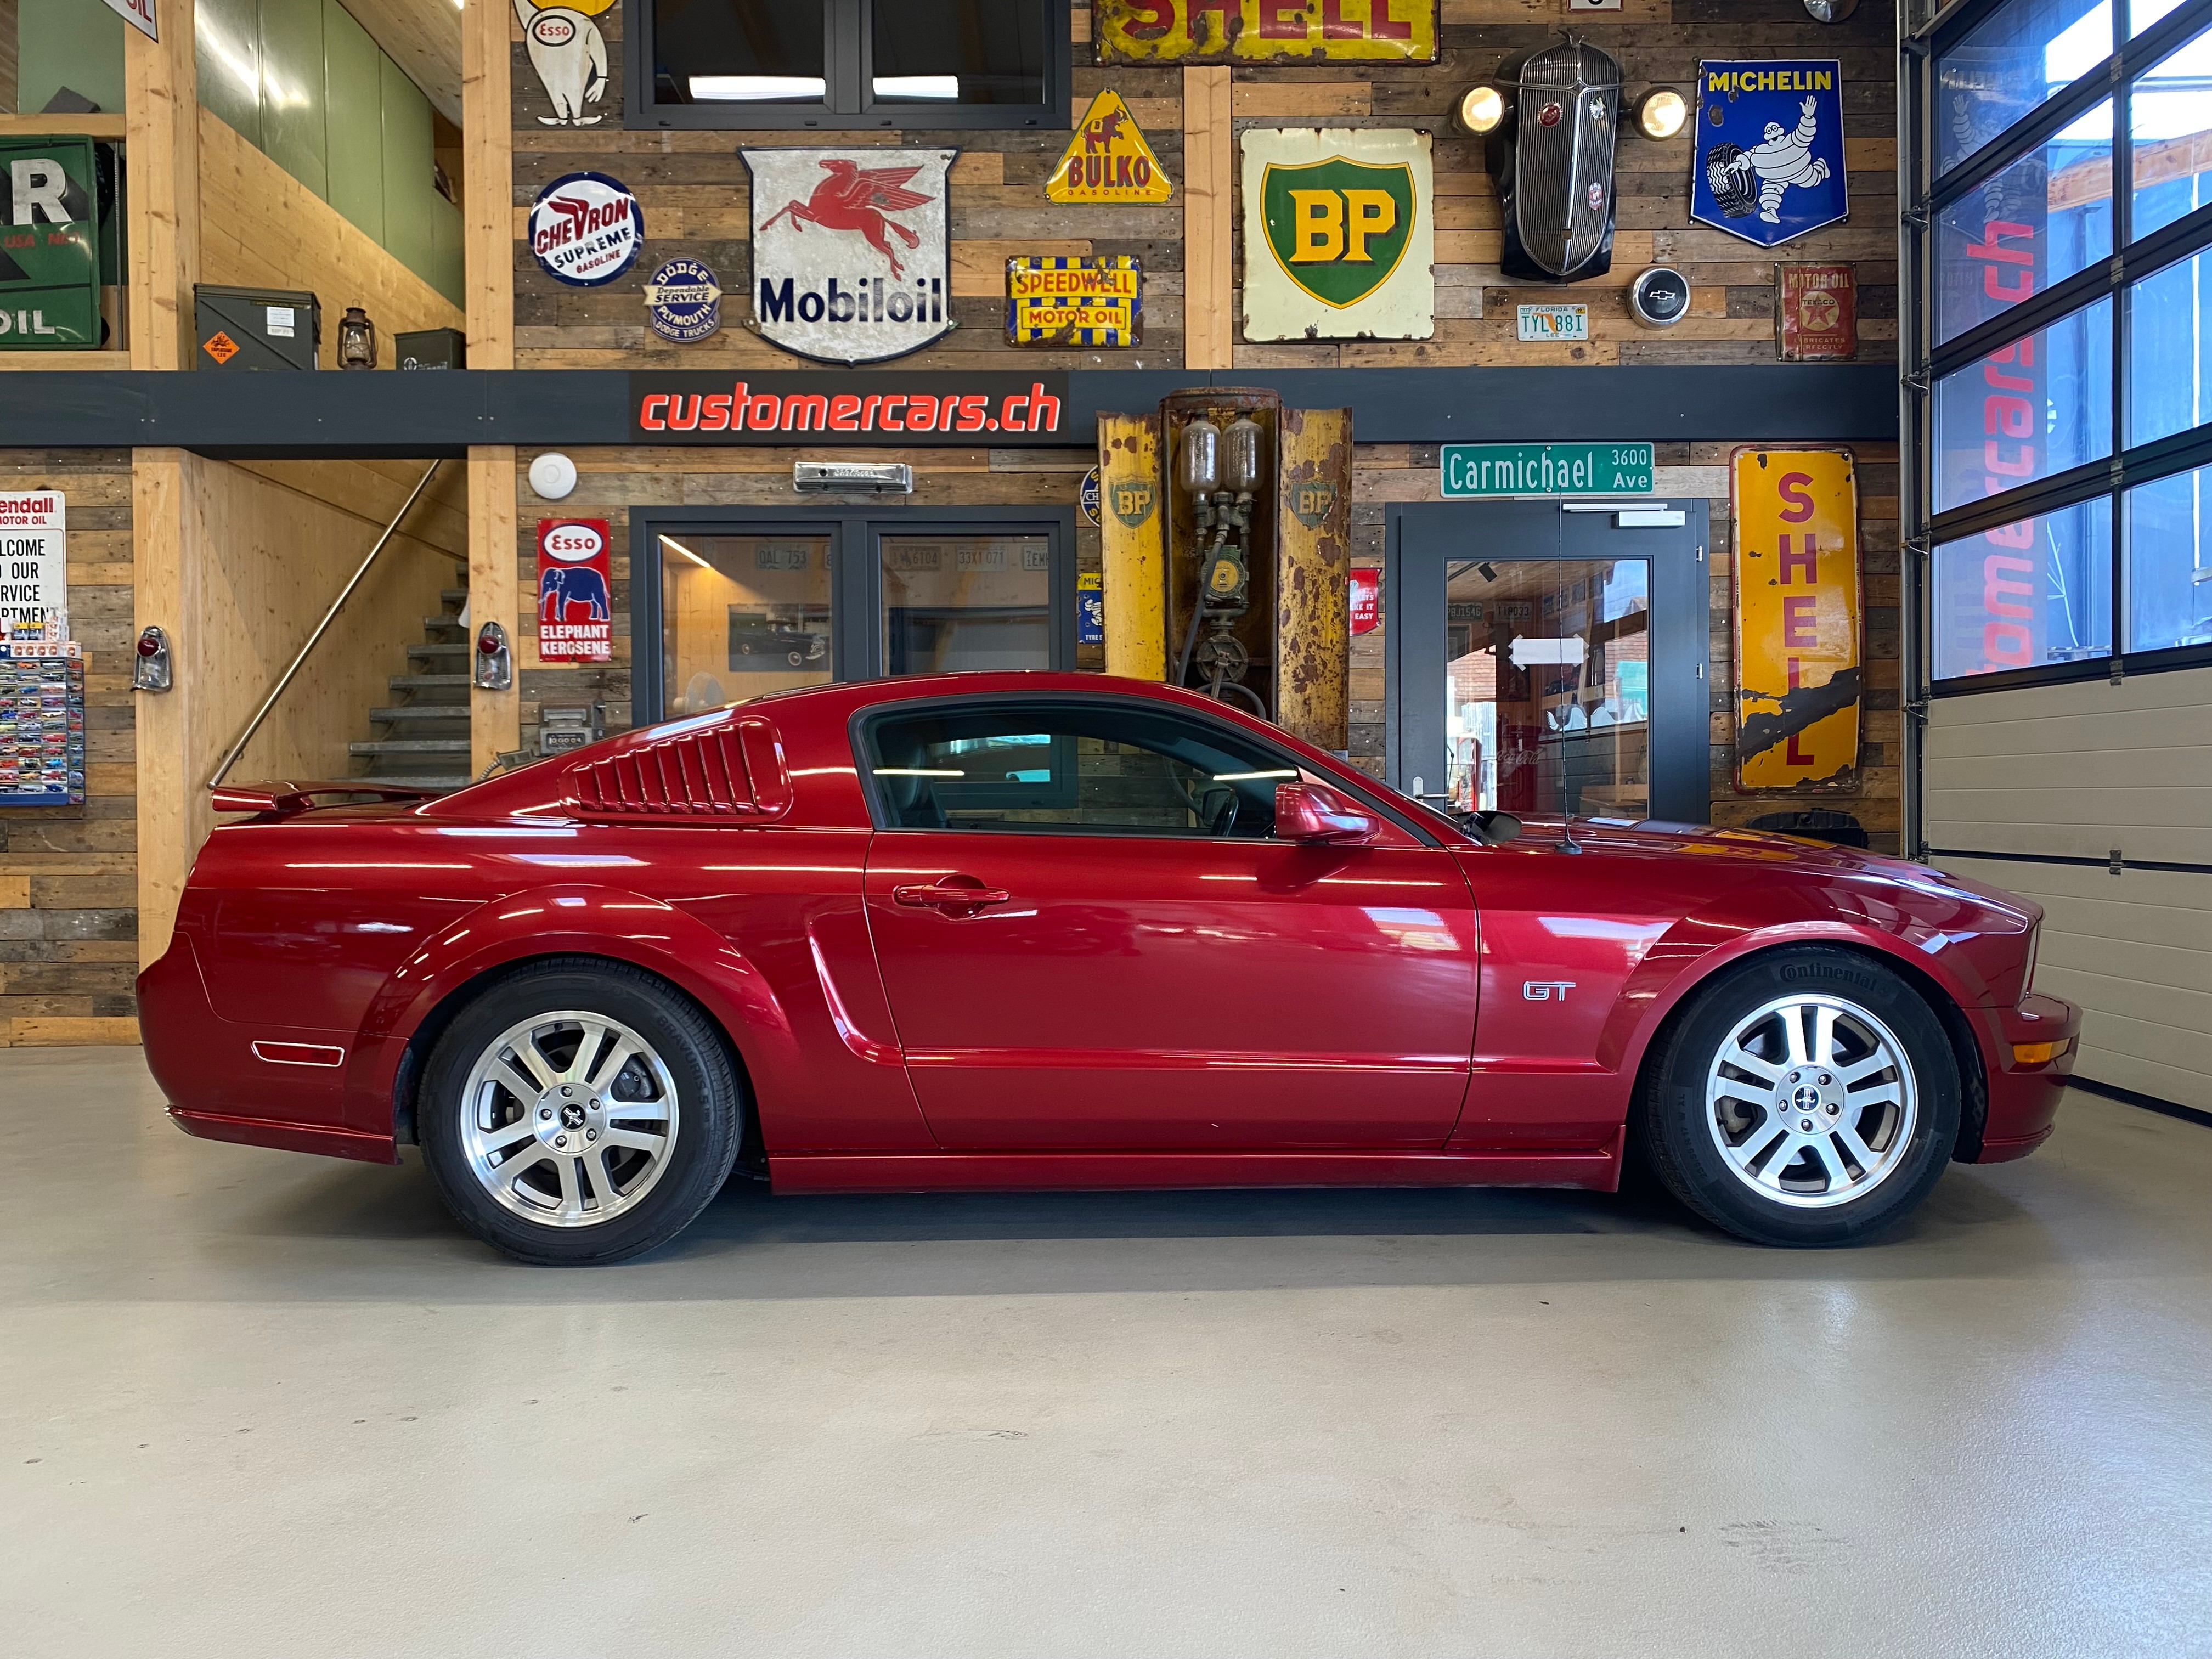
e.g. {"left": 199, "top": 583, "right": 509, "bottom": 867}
{"left": 139, "top": 674, "right": 2080, "bottom": 1265}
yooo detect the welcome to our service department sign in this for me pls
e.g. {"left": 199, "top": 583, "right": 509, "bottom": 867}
{"left": 1732, "top": 447, "right": 1861, "bottom": 793}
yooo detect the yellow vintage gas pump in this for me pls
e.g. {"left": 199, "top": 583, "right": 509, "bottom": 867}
{"left": 1097, "top": 391, "right": 1352, "bottom": 753}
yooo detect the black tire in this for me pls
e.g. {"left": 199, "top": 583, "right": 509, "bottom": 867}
{"left": 1636, "top": 946, "right": 1961, "bottom": 1246}
{"left": 417, "top": 960, "right": 744, "bottom": 1266}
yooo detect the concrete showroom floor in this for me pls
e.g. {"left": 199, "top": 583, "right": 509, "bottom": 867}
{"left": 3, "top": 1045, "right": 2208, "bottom": 1659}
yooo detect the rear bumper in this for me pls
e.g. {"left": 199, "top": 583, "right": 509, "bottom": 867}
{"left": 1970, "top": 992, "right": 2082, "bottom": 1164}
{"left": 168, "top": 1107, "right": 399, "bottom": 1164}
{"left": 139, "top": 934, "right": 399, "bottom": 1164}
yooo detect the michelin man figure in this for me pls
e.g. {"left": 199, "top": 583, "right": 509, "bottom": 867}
{"left": 516, "top": 0, "right": 608, "bottom": 127}
{"left": 1728, "top": 94, "right": 1832, "bottom": 224}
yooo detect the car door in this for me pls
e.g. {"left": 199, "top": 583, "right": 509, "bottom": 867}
{"left": 858, "top": 694, "right": 1481, "bottom": 1150}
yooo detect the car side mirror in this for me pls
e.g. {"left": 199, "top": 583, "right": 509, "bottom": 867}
{"left": 1274, "top": 781, "right": 1380, "bottom": 845}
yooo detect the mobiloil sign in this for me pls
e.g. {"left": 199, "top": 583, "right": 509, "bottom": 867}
{"left": 742, "top": 149, "right": 956, "bottom": 364}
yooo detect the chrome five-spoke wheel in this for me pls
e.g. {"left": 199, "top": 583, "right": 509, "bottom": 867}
{"left": 1639, "top": 947, "right": 1961, "bottom": 1245}
{"left": 460, "top": 1011, "right": 681, "bottom": 1228}
{"left": 1705, "top": 994, "right": 1918, "bottom": 1209}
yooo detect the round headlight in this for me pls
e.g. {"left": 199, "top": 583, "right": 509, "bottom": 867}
{"left": 1634, "top": 87, "right": 1689, "bottom": 142}
{"left": 1455, "top": 84, "right": 1505, "bottom": 137}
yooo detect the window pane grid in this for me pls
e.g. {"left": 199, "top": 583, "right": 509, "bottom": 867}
{"left": 1915, "top": 0, "right": 2212, "bottom": 685}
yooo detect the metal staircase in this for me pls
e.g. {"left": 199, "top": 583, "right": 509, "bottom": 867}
{"left": 348, "top": 585, "right": 475, "bottom": 791}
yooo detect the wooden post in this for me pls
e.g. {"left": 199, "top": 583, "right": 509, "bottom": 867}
{"left": 1274, "top": 408, "right": 1353, "bottom": 754}
{"left": 125, "top": 0, "right": 199, "bottom": 370}
{"left": 1182, "top": 66, "right": 1233, "bottom": 371}
{"left": 464, "top": 0, "right": 521, "bottom": 774}
{"left": 128, "top": 3, "right": 203, "bottom": 964}
{"left": 1099, "top": 413, "right": 1167, "bottom": 682}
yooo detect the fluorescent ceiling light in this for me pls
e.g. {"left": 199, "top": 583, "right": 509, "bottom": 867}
{"left": 660, "top": 537, "right": 713, "bottom": 571}
{"left": 872, "top": 76, "right": 961, "bottom": 99}
{"left": 689, "top": 76, "right": 826, "bottom": 101}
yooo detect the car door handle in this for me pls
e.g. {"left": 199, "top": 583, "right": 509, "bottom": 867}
{"left": 893, "top": 881, "right": 1013, "bottom": 910}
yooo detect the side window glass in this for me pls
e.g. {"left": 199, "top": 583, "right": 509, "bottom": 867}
{"left": 865, "top": 701, "right": 1303, "bottom": 838}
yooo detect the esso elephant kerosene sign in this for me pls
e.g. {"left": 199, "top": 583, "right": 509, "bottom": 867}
{"left": 537, "top": 518, "right": 613, "bottom": 663}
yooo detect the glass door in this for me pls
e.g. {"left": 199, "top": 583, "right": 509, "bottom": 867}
{"left": 1390, "top": 501, "right": 1710, "bottom": 825}
{"left": 1441, "top": 555, "right": 1652, "bottom": 817}
{"left": 633, "top": 508, "right": 1076, "bottom": 723}
{"left": 657, "top": 532, "right": 837, "bottom": 715}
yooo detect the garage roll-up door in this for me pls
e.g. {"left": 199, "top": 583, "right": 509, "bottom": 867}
{"left": 1925, "top": 668, "right": 2212, "bottom": 1115}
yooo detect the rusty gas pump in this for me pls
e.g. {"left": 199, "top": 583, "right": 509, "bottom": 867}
{"left": 1096, "top": 390, "right": 1352, "bottom": 753}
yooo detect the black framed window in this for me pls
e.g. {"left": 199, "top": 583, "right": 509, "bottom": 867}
{"left": 630, "top": 506, "right": 1077, "bottom": 725}
{"left": 629, "top": 0, "right": 1070, "bottom": 131}
{"left": 1904, "top": 0, "right": 2212, "bottom": 693}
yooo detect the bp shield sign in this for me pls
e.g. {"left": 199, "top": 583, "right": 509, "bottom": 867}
{"left": 0, "top": 136, "right": 101, "bottom": 349}
{"left": 1242, "top": 128, "right": 1431, "bottom": 342}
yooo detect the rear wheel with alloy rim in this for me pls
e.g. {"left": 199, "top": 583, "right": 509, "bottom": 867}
{"left": 419, "top": 962, "right": 743, "bottom": 1265}
{"left": 1639, "top": 947, "right": 1960, "bottom": 1245}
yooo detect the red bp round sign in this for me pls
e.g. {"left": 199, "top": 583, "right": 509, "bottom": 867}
{"left": 530, "top": 172, "right": 642, "bottom": 288}
{"left": 537, "top": 518, "right": 613, "bottom": 662}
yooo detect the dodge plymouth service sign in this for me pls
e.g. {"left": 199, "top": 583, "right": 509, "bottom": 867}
{"left": 742, "top": 148, "right": 956, "bottom": 364}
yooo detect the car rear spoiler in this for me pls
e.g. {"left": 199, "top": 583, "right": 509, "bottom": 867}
{"left": 209, "top": 781, "right": 447, "bottom": 816}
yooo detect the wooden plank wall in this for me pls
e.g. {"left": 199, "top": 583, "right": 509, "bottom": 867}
{"left": 506, "top": 0, "right": 1898, "bottom": 843}
{"left": 0, "top": 448, "right": 139, "bottom": 1047}
{"left": 510, "top": 3, "right": 1892, "bottom": 371}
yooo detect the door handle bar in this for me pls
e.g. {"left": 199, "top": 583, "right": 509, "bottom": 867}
{"left": 893, "top": 882, "right": 1013, "bottom": 910}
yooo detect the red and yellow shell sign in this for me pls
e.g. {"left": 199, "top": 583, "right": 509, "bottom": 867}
{"left": 1093, "top": 0, "right": 1438, "bottom": 64}
{"left": 1731, "top": 448, "right": 1861, "bottom": 793}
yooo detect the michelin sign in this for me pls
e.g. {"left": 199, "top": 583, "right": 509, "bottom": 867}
{"left": 1691, "top": 60, "right": 1847, "bottom": 247}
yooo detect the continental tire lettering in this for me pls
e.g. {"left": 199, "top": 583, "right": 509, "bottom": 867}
{"left": 1778, "top": 962, "right": 1876, "bottom": 990}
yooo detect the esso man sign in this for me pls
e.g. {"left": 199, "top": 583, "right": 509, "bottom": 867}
{"left": 529, "top": 172, "right": 642, "bottom": 287}
{"left": 536, "top": 518, "right": 613, "bottom": 663}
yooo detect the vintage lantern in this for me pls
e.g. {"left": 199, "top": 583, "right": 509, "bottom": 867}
{"left": 337, "top": 306, "right": 379, "bottom": 370}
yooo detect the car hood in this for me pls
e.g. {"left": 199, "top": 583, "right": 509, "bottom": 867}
{"left": 1503, "top": 815, "right": 2038, "bottom": 920}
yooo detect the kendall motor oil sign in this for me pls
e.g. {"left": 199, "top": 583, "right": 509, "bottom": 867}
{"left": 742, "top": 148, "right": 955, "bottom": 365}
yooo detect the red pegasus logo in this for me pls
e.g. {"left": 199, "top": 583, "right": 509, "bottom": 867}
{"left": 761, "top": 160, "right": 934, "bottom": 280}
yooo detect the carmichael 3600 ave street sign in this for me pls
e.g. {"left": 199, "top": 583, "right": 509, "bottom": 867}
{"left": 1441, "top": 443, "right": 1655, "bottom": 497}
{"left": 1241, "top": 127, "right": 1432, "bottom": 342}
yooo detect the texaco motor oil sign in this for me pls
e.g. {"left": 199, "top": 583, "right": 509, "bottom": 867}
{"left": 742, "top": 148, "right": 956, "bottom": 365}
{"left": 1241, "top": 128, "right": 1432, "bottom": 341}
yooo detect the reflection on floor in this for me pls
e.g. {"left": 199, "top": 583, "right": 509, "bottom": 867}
{"left": 3, "top": 1046, "right": 2208, "bottom": 1657}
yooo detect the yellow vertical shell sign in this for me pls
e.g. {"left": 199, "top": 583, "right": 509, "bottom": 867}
{"left": 1731, "top": 448, "right": 1863, "bottom": 792}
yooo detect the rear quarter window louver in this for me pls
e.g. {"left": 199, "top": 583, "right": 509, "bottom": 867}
{"left": 563, "top": 716, "right": 793, "bottom": 820}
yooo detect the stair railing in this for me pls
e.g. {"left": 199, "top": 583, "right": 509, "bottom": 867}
{"left": 206, "top": 459, "right": 448, "bottom": 790}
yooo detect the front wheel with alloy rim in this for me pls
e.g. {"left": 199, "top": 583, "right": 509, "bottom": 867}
{"left": 1638, "top": 947, "right": 1961, "bottom": 1246}
{"left": 417, "top": 961, "right": 744, "bottom": 1265}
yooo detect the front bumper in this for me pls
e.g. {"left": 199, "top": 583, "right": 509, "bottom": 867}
{"left": 1971, "top": 991, "right": 2083, "bottom": 1163}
